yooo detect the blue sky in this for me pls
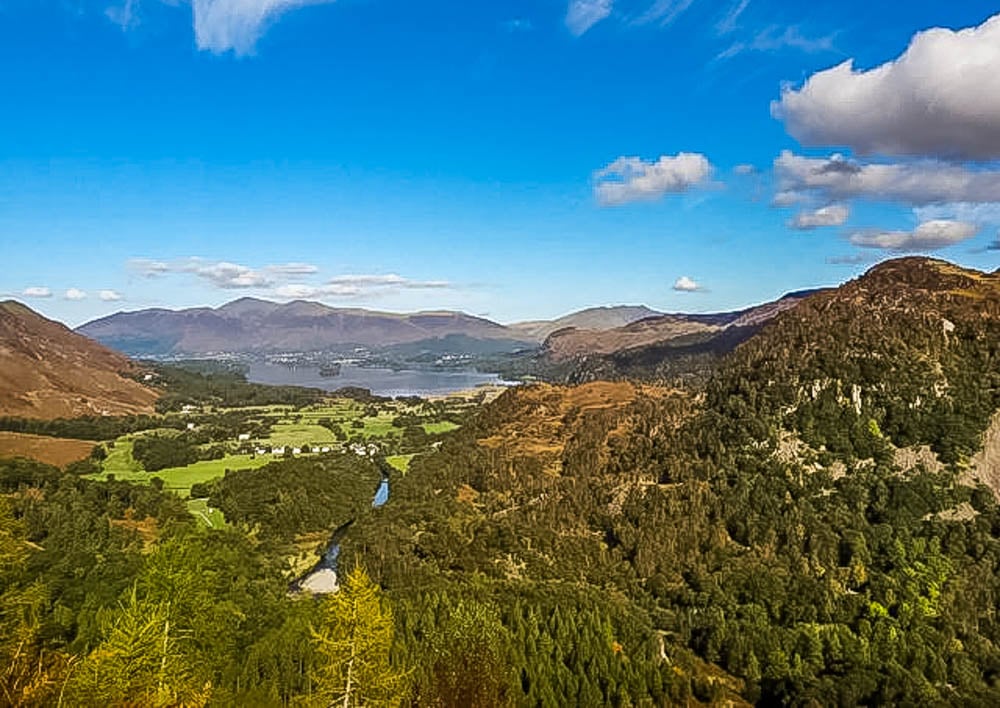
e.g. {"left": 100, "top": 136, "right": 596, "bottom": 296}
{"left": 1, "top": 0, "right": 998, "bottom": 326}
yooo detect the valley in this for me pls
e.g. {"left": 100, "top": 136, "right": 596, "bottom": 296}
{"left": 1, "top": 257, "right": 999, "bottom": 706}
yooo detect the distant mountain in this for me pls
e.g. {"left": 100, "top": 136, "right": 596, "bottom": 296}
{"left": 508, "top": 305, "right": 663, "bottom": 342}
{"left": 533, "top": 290, "right": 823, "bottom": 381}
{"left": 0, "top": 301, "right": 157, "bottom": 419}
{"left": 77, "top": 298, "right": 528, "bottom": 356}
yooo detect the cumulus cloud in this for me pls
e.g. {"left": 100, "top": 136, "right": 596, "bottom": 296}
{"left": 672, "top": 276, "right": 702, "bottom": 292}
{"left": 64, "top": 288, "right": 87, "bottom": 301}
{"left": 789, "top": 204, "right": 849, "bottom": 230}
{"left": 22, "top": 287, "right": 52, "bottom": 299}
{"left": 566, "top": 0, "right": 613, "bottom": 36}
{"left": 719, "top": 24, "right": 836, "bottom": 60}
{"left": 594, "top": 153, "right": 712, "bottom": 206}
{"left": 99, "top": 290, "right": 124, "bottom": 302}
{"left": 191, "top": 0, "right": 337, "bottom": 54}
{"left": 848, "top": 220, "right": 979, "bottom": 251}
{"left": 774, "top": 151, "right": 1000, "bottom": 206}
{"left": 774, "top": 13, "right": 1000, "bottom": 160}
{"left": 129, "top": 258, "right": 171, "bottom": 278}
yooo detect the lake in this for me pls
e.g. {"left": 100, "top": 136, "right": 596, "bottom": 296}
{"left": 246, "top": 361, "right": 512, "bottom": 398}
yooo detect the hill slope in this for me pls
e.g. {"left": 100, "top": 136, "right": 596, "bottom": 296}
{"left": 339, "top": 257, "right": 1000, "bottom": 705}
{"left": 0, "top": 301, "right": 157, "bottom": 419}
{"left": 508, "top": 305, "right": 663, "bottom": 341}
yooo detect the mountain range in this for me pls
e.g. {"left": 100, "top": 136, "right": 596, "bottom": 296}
{"left": 75, "top": 292, "right": 820, "bottom": 362}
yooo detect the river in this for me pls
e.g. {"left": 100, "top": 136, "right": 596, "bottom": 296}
{"left": 247, "top": 361, "right": 511, "bottom": 398}
{"left": 296, "top": 470, "right": 391, "bottom": 595}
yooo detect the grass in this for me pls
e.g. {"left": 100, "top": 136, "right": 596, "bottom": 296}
{"left": 386, "top": 454, "right": 416, "bottom": 473}
{"left": 93, "top": 443, "right": 272, "bottom": 496}
{"left": 423, "top": 421, "right": 460, "bottom": 434}
{"left": 266, "top": 422, "right": 338, "bottom": 447}
{"left": 186, "top": 498, "right": 227, "bottom": 529}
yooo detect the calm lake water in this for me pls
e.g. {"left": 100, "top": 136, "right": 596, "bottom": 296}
{"left": 246, "top": 361, "right": 511, "bottom": 398}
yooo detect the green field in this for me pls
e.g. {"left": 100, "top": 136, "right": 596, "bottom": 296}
{"left": 87, "top": 397, "right": 462, "bottom": 499}
{"left": 91, "top": 452, "right": 272, "bottom": 495}
{"left": 422, "top": 421, "right": 459, "bottom": 434}
{"left": 386, "top": 454, "right": 416, "bottom": 473}
{"left": 265, "top": 422, "right": 337, "bottom": 447}
{"left": 186, "top": 498, "right": 227, "bottom": 529}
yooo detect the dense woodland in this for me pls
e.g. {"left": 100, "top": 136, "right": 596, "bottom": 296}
{"left": 1, "top": 258, "right": 999, "bottom": 706}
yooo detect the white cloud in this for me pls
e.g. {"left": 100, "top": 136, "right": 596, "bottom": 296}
{"left": 733, "top": 163, "right": 757, "bottom": 175}
{"left": 99, "top": 290, "right": 124, "bottom": 302}
{"left": 913, "top": 202, "right": 1000, "bottom": 226}
{"left": 566, "top": 0, "right": 613, "bottom": 36}
{"left": 266, "top": 262, "right": 320, "bottom": 276}
{"left": 129, "top": 257, "right": 321, "bottom": 289}
{"left": 716, "top": 0, "right": 749, "bottom": 35}
{"left": 672, "top": 276, "right": 701, "bottom": 292}
{"left": 848, "top": 220, "right": 979, "bottom": 251}
{"left": 773, "top": 13, "right": 1000, "bottom": 160}
{"left": 64, "top": 288, "right": 88, "bottom": 301}
{"left": 789, "top": 204, "right": 849, "bottom": 230}
{"left": 191, "top": 0, "right": 336, "bottom": 54}
{"left": 719, "top": 24, "right": 835, "bottom": 60}
{"left": 186, "top": 260, "right": 272, "bottom": 288}
{"left": 594, "top": 153, "right": 712, "bottom": 206}
{"left": 774, "top": 151, "right": 1000, "bottom": 206}
{"left": 22, "top": 287, "right": 52, "bottom": 299}
{"left": 275, "top": 274, "right": 452, "bottom": 300}
{"left": 129, "top": 258, "right": 171, "bottom": 278}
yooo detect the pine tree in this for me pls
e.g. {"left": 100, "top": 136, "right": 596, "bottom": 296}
{"left": 308, "top": 566, "right": 407, "bottom": 707}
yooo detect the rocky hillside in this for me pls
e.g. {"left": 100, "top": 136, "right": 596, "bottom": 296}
{"left": 339, "top": 257, "right": 1000, "bottom": 706}
{"left": 0, "top": 301, "right": 157, "bottom": 418}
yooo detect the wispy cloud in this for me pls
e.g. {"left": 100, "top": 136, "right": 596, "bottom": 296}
{"left": 566, "top": 0, "right": 613, "bottom": 36}
{"left": 127, "top": 257, "right": 452, "bottom": 300}
{"left": 719, "top": 24, "right": 836, "bottom": 60}
{"left": 715, "top": 0, "right": 749, "bottom": 35}
{"left": 106, "top": 0, "right": 140, "bottom": 31}
{"left": 22, "top": 287, "right": 52, "bottom": 299}
{"left": 129, "top": 257, "right": 319, "bottom": 289}
{"left": 594, "top": 153, "right": 713, "bottom": 206}
{"left": 192, "top": 0, "right": 338, "bottom": 54}
{"left": 825, "top": 254, "right": 870, "bottom": 265}
{"left": 275, "top": 274, "right": 452, "bottom": 300}
{"left": 633, "top": 0, "right": 695, "bottom": 27}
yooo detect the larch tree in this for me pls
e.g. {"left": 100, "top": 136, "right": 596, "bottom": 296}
{"left": 308, "top": 565, "right": 407, "bottom": 708}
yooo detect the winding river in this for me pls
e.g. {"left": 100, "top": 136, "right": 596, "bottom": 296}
{"left": 295, "top": 469, "right": 391, "bottom": 594}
